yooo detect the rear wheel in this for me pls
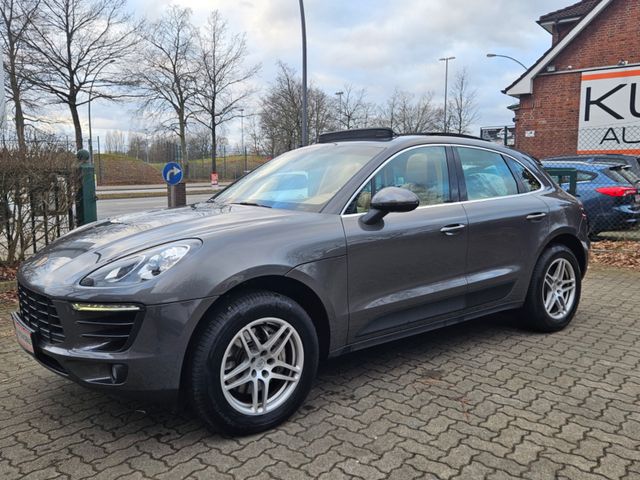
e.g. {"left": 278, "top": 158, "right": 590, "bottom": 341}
{"left": 521, "top": 245, "right": 581, "bottom": 332}
{"left": 188, "top": 290, "right": 319, "bottom": 435}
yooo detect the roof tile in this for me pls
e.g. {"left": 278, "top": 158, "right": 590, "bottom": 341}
{"left": 538, "top": 0, "right": 600, "bottom": 24}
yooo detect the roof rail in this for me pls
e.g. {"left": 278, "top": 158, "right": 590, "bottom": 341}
{"left": 318, "top": 128, "right": 394, "bottom": 144}
{"left": 400, "top": 132, "right": 489, "bottom": 142}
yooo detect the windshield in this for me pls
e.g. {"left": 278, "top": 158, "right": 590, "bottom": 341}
{"left": 210, "top": 144, "right": 383, "bottom": 212}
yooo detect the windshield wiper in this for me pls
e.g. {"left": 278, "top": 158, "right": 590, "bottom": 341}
{"left": 230, "top": 201, "right": 272, "bottom": 209}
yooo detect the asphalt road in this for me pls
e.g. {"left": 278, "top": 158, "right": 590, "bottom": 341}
{"left": 97, "top": 194, "right": 214, "bottom": 219}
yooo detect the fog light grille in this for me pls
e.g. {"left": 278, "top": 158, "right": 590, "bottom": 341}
{"left": 74, "top": 309, "right": 141, "bottom": 352}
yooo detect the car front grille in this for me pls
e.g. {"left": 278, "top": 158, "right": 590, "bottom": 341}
{"left": 17, "top": 284, "right": 65, "bottom": 344}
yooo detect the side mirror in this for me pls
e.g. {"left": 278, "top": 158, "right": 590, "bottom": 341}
{"left": 360, "top": 187, "right": 420, "bottom": 225}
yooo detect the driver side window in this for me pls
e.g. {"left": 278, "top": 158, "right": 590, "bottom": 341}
{"left": 347, "top": 146, "right": 450, "bottom": 214}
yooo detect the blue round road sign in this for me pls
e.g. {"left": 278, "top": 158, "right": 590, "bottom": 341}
{"left": 162, "top": 162, "right": 183, "bottom": 185}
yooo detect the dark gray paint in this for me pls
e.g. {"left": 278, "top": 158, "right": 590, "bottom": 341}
{"left": 15, "top": 135, "right": 590, "bottom": 400}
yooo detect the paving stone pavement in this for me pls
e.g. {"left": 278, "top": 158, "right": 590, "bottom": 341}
{"left": 1, "top": 265, "right": 639, "bottom": 480}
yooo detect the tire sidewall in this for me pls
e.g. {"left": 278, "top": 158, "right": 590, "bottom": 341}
{"left": 192, "top": 292, "right": 319, "bottom": 434}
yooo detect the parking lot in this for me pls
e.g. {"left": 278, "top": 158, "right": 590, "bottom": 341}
{"left": 1, "top": 265, "right": 639, "bottom": 480}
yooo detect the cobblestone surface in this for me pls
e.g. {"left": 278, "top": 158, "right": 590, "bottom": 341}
{"left": 1, "top": 265, "right": 639, "bottom": 479}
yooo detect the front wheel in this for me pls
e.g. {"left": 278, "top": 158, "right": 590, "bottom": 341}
{"left": 188, "top": 290, "right": 319, "bottom": 435}
{"left": 521, "top": 245, "right": 582, "bottom": 332}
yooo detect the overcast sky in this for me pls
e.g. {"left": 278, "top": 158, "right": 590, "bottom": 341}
{"left": 74, "top": 0, "right": 568, "bottom": 148}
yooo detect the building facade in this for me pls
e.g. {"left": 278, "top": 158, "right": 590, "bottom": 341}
{"left": 505, "top": 0, "right": 640, "bottom": 159}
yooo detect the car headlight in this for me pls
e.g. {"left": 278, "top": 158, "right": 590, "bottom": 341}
{"left": 80, "top": 240, "right": 200, "bottom": 287}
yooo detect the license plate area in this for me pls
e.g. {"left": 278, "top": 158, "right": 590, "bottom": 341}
{"left": 13, "top": 313, "right": 35, "bottom": 354}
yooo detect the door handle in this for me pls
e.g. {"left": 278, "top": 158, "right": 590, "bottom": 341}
{"left": 440, "top": 223, "right": 466, "bottom": 235}
{"left": 526, "top": 212, "right": 547, "bottom": 221}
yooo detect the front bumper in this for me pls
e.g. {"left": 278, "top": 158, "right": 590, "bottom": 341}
{"left": 13, "top": 290, "right": 217, "bottom": 402}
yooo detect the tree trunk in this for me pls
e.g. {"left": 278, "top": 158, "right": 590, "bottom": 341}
{"left": 6, "top": 35, "right": 26, "bottom": 152}
{"left": 69, "top": 100, "right": 83, "bottom": 150}
{"left": 211, "top": 119, "right": 217, "bottom": 174}
{"left": 179, "top": 117, "right": 188, "bottom": 179}
{"left": 8, "top": 69, "right": 26, "bottom": 151}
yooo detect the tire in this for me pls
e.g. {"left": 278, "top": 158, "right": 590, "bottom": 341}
{"left": 188, "top": 290, "right": 319, "bottom": 435}
{"left": 521, "top": 244, "right": 582, "bottom": 332}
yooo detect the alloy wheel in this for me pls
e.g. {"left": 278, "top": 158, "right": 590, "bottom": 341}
{"left": 220, "top": 317, "right": 304, "bottom": 415}
{"left": 542, "top": 258, "right": 577, "bottom": 320}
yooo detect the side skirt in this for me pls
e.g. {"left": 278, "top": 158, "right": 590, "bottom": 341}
{"left": 328, "top": 301, "right": 523, "bottom": 358}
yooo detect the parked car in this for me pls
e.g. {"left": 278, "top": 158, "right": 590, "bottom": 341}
{"left": 15, "top": 129, "right": 589, "bottom": 434}
{"left": 545, "top": 154, "right": 640, "bottom": 178}
{"left": 541, "top": 160, "right": 640, "bottom": 236}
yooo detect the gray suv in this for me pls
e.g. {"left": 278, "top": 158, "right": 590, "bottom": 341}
{"left": 14, "top": 129, "right": 589, "bottom": 434}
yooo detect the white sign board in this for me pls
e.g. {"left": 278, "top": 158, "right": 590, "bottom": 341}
{"left": 578, "top": 66, "right": 640, "bottom": 155}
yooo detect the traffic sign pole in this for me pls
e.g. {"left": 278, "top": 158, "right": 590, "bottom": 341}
{"left": 162, "top": 162, "right": 186, "bottom": 208}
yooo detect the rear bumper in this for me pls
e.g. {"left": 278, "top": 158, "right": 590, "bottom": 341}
{"left": 590, "top": 208, "right": 640, "bottom": 233}
{"left": 12, "top": 294, "right": 217, "bottom": 402}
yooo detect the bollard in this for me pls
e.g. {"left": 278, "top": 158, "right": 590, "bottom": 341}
{"left": 168, "top": 183, "right": 187, "bottom": 208}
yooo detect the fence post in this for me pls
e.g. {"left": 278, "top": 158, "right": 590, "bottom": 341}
{"left": 76, "top": 149, "right": 97, "bottom": 225}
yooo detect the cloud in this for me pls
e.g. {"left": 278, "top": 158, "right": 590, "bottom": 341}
{"left": 83, "top": 0, "right": 567, "bottom": 143}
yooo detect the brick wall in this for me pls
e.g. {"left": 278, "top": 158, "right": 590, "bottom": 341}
{"left": 513, "top": 0, "right": 640, "bottom": 159}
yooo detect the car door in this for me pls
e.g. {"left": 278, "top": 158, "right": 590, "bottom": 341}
{"left": 454, "top": 146, "right": 549, "bottom": 309}
{"left": 342, "top": 145, "right": 469, "bottom": 343}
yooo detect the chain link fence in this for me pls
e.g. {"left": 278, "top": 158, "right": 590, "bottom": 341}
{"left": 540, "top": 124, "right": 640, "bottom": 242}
{"left": 183, "top": 155, "right": 270, "bottom": 182}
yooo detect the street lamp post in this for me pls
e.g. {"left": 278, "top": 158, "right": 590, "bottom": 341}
{"left": 335, "top": 91, "right": 343, "bottom": 129}
{"left": 299, "top": 0, "right": 308, "bottom": 146}
{"left": 87, "top": 59, "right": 115, "bottom": 163}
{"left": 486, "top": 53, "right": 527, "bottom": 70}
{"left": 240, "top": 108, "right": 246, "bottom": 172}
{"left": 439, "top": 56, "right": 455, "bottom": 133}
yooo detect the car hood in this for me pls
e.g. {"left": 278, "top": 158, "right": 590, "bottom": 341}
{"left": 18, "top": 202, "right": 313, "bottom": 288}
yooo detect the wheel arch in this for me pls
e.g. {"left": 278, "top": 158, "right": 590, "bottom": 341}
{"left": 541, "top": 231, "right": 588, "bottom": 277}
{"left": 180, "top": 274, "right": 332, "bottom": 394}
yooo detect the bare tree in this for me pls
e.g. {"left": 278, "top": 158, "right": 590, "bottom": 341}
{"left": 447, "top": 68, "right": 479, "bottom": 135}
{"left": 192, "top": 10, "right": 260, "bottom": 174}
{"left": 104, "top": 130, "right": 126, "bottom": 154}
{"left": 379, "top": 89, "right": 439, "bottom": 133}
{"left": 22, "top": 0, "right": 141, "bottom": 150}
{"left": 135, "top": 6, "right": 197, "bottom": 171}
{"left": 260, "top": 63, "right": 302, "bottom": 156}
{"left": 334, "top": 84, "right": 373, "bottom": 129}
{"left": 259, "top": 62, "right": 330, "bottom": 156}
{"left": 0, "top": 0, "right": 40, "bottom": 150}
{"left": 127, "top": 132, "right": 145, "bottom": 160}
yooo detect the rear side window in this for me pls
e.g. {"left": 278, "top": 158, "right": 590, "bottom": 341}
{"left": 456, "top": 147, "right": 518, "bottom": 200}
{"left": 505, "top": 157, "right": 541, "bottom": 192}
{"left": 577, "top": 171, "right": 597, "bottom": 182}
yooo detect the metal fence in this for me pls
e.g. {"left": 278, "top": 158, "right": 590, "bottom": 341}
{"left": 183, "top": 155, "right": 269, "bottom": 182}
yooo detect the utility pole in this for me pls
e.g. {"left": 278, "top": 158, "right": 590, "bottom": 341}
{"left": 87, "top": 59, "right": 115, "bottom": 162}
{"left": 335, "top": 91, "right": 344, "bottom": 129}
{"left": 299, "top": 0, "right": 308, "bottom": 146}
{"left": 240, "top": 109, "right": 246, "bottom": 172}
{"left": 439, "top": 56, "right": 455, "bottom": 133}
